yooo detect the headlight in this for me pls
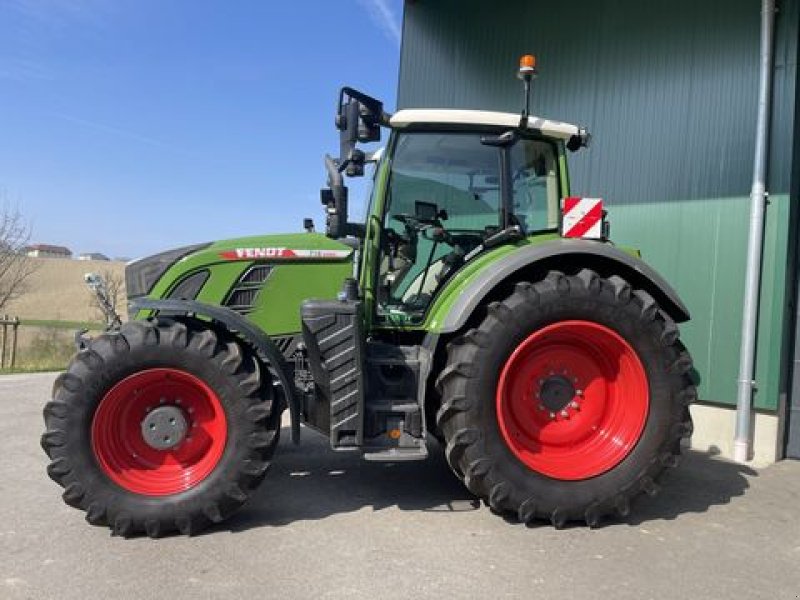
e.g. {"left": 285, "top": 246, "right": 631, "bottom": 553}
{"left": 125, "top": 242, "right": 210, "bottom": 298}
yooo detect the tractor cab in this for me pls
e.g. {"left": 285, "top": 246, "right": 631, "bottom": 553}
{"left": 374, "top": 112, "right": 572, "bottom": 324}
{"left": 320, "top": 57, "right": 590, "bottom": 327}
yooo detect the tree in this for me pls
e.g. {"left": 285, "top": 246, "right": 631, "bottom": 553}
{"left": 0, "top": 205, "right": 38, "bottom": 312}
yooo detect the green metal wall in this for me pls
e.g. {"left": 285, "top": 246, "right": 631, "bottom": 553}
{"left": 398, "top": 0, "right": 799, "bottom": 410}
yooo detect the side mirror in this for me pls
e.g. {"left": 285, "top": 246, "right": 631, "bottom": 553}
{"left": 321, "top": 155, "right": 349, "bottom": 239}
{"left": 321, "top": 155, "right": 365, "bottom": 239}
{"left": 336, "top": 87, "right": 386, "bottom": 177}
{"left": 321, "top": 186, "right": 348, "bottom": 239}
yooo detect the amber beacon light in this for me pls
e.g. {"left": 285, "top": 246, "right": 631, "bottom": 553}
{"left": 518, "top": 54, "right": 537, "bottom": 79}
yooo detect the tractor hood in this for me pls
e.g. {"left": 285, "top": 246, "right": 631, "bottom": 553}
{"left": 127, "top": 233, "right": 355, "bottom": 335}
{"left": 127, "top": 233, "right": 353, "bottom": 299}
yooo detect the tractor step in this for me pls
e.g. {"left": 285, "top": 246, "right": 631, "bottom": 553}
{"left": 362, "top": 445, "right": 429, "bottom": 462}
{"left": 361, "top": 342, "right": 430, "bottom": 459}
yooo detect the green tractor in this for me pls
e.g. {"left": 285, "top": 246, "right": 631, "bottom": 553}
{"left": 42, "top": 57, "right": 695, "bottom": 536}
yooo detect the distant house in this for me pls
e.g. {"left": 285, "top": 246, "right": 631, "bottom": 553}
{"left": 24, "top": 244, "right": 72, "bottom": 259}
{"left": 78, "top": 252, "right": 110, "bottom": 261}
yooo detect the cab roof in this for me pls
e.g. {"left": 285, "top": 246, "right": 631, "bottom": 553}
{"left": 389, "top": 109, "right": 582, "bottom": 141}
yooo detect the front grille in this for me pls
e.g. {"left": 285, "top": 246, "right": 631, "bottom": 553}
{"left": 223, "top": 265, "right": 273, "bottom": 314}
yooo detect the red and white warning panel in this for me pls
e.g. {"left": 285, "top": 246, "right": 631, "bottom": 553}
{"left": 561, "top": 197, "right": 604, "bottom": 239}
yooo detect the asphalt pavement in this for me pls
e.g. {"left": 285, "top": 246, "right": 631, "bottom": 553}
{"left": 1, "top": 372, "right": 799, "bottom": 600}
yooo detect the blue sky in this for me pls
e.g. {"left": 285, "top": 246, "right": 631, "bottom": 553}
{"left": 0, "top": 0, "right": 403, "bottom": 258}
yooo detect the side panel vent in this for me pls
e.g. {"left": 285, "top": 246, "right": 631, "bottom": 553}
{"left": 241, "top": 265, "right": 272, "bottom": 285}
{"left": 168, "top": 270, "right": 209, "bottom": 300}
{"left": 224, "top": 264, "right": 274, "bottom": 314}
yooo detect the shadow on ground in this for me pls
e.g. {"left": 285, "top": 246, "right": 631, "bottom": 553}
{"left": 214, "top": 427, "right": 758, "bottom": 533}
{"left": 623, "top": 447, "right": 757, "bottom": 526}
{"left": 218, "top": 427, "right": 480, "bottom": 534}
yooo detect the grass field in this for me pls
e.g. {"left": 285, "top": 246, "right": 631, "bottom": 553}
{"left": 5, "top": 326, "right": 77, "bottom": 372}
{"left": 21, "top": 319, "right": 105, "bottom": 330}
{"left": 4, "top": 257, "right": 126, "bottom": 322}
{"left": 1, "top": 258, "right": 126, "bottom": 372}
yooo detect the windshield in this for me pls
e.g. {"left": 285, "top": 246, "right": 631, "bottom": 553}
{"left": 377, "top": 131, "right": 559, "bottom": 323}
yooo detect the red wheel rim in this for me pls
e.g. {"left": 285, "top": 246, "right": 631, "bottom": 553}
{"left": 496, "top": 320, "right": 649, "bottom": 480}
{"left": 91, "top": 368, "right": 227, "bottom": 496}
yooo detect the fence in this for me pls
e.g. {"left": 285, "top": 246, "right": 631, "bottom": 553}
{"left": 0, "top": 316, "right": 20, "bottom": 369}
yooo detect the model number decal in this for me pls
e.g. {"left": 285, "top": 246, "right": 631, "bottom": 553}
{"left": 218, "top": 247, "right": 352, "bottom": 260}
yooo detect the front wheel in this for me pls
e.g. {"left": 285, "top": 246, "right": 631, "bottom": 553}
{"left": 436, "top": 270, "right": 695, "bottom": 528}
{"left": 41, "top": 319, "right": 281, "bottom": 537}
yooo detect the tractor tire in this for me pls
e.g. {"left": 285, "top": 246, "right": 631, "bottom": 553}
{"left": 41, "top": 318, "right": 281, "bottom": 537}
{"left": 436, "top": 269, "right": 695, "bottom": 528}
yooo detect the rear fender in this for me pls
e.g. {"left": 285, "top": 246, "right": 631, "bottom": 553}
{"left": 438, "top": 238, "right": 690, "bottom": 334}
{"left": 130, "top": 298, "right": 300, "bottom": 443}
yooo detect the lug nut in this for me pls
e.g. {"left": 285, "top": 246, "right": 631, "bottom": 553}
{"left": 560, "top": 410, "right": 569, "bottom": 419}
{"left": 576, "top": 389, "right": 584, "bottom": 396}
{"left": 570, "top": 401, "right": 580, "bottom": 409}
{"left": 538, "top": 404, "right": 545, "bottom": 411}
{"left": 549, "top": 412, "right": 556, "bottom": 420}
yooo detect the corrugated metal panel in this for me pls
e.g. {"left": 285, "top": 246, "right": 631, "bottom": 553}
{"left": 400, "top": 0, "right": 791, "bottom": 198}
{"left": 398, "top": 0, "right": 799, "bottom": 409}
{"left": 770, "top": 0, "right": 799, "bottom": 192}
{"left": 610, "top": 193, "right": 790, "bottom": 411}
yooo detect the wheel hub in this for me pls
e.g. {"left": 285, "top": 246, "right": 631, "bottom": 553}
{"left": 538, "top": 375, "right": 575, "bottom": 412}
{"left": 140, "top": 405, "right": 188, "bottom": 450}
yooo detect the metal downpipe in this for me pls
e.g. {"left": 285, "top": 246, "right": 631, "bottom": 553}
{"left": 734, "top": 0, "right": 776, "bottom": 463}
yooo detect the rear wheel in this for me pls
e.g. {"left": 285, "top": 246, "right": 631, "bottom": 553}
{"left": 41, "top": 319, "right": 281, "bottom": 537}
{"left": 436, "top": 270, "right": 695, "bottom": 527}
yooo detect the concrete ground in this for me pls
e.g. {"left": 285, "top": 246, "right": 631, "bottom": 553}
{"left": 2, "top": 372, "right": 799, "bottom": 600}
